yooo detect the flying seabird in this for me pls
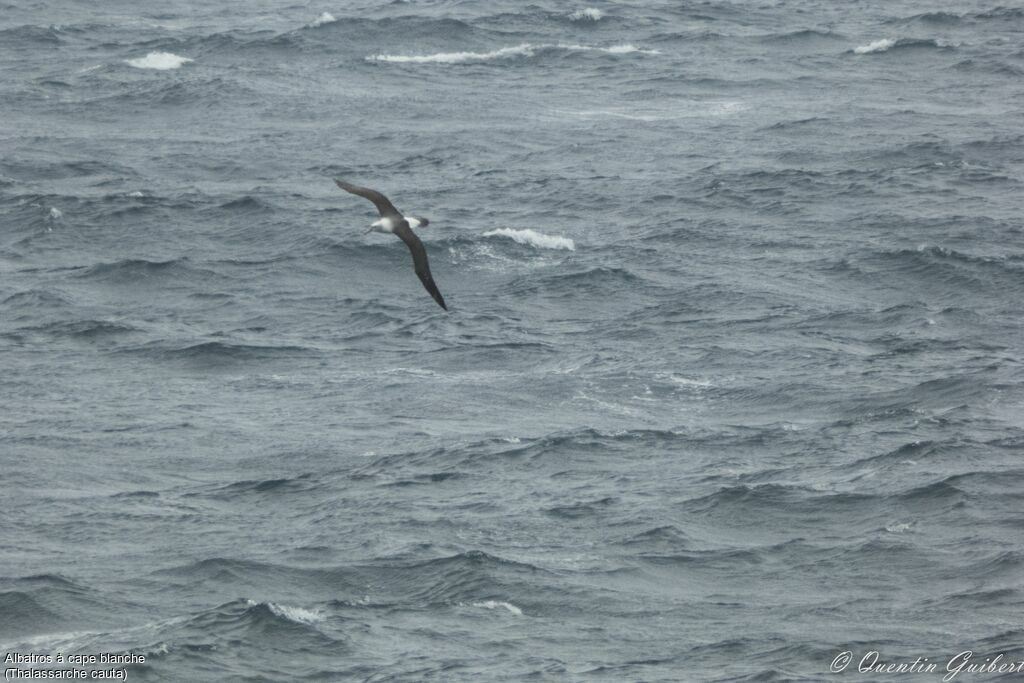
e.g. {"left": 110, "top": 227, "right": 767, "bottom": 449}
{"left": 334, "top": 179, "right": 448, "bottom": 311}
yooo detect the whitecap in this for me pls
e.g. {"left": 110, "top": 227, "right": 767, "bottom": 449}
{"left": 559, "top": 43, "right": 658, "bottom": 54}
{"left": 310, "top": 12, "right": 336, "bottom": 27}
{"left": 368, "top": 44, "right": 535, "bottom": 64}
{"left": 128, "top": 191, "right": 144, "bottom": 198}
{"left": 48, "top": 207, "right": 63, "bottom": 220}
{"left": 367, "top": 43, "right": 657, "bottom": 64}
{"left": 470, "top": 600, "right": 523, "bottom": 615}
{"left": 126, "top": 51, "right": 193, "bottom": 70}
{"left": 246, "top": 599, "right": 324, "bottom": 625}
{"left": 570, "top": 8, "right": 604, "bottom": 21}
{"left": 665, "top": 374, "right": 712, "bottom": 388}
{"left": 483, "top": 228, "right": 575, "bottom": 251}
{"left": 854, "top": 38, "right": 895, "bottom": 54}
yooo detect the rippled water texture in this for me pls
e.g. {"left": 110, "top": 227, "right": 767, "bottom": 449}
{"left": 2, "top": 0, "right": 1023, "bottom": 680}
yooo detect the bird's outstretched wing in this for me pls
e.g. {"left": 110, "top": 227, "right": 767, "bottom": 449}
{"left": 394, "top": 223, "right": 448, "bottom": 311}
{"left": 334, "top": 179, "right": 402, "bottom": 219}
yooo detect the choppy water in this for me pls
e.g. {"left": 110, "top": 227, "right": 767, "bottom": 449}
{"left": 2, "top": 0, "right": 1023, "bottom": 680}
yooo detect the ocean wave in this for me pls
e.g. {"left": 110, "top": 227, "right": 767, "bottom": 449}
{"left": 618, "top": 525, "right": 692, "bottom": 549}
{"left": 186, "top": 473, "right": 317, "bottom": 499}
{"left": 367, "top": 43, "right": 533, "bottom": 64}
{"left": 15, "top": 319, "right": 140, "bottom": 339}
{"left": 215, "top": 195, "right": 276, "bottom": 212}
{"left": 75, "top": 258, "right": 198, "bottom": 282}
{"left": 546, "top": 496, "right": 617, "bottom": 519}
{"left": 400, "top": 550, "right": 543, "bottom": 574}
{"left": 367, "top": 42, "right": 657, "bottom": 64}
{"left": 80, "top": 77, "right": 258, "bottom": 107}
{"left": 0, "top": 591, "right": 63, "bottom": 631}
{"left": 308, "top": 12, "right": 336, "bottom": 28}
{"left": 560, "top": 43, "right": 657, "bottom": 54}
{"left": 844, "top": 440, "right": 945, "bottom": 471}
{"left": 0, "top": 574, "right": 88, "bottom": 596}
{"left": 0, "top": 576, "right": 92, "bottom": 637}
{"left": 866, "top": 245, "right": 1024, "bottom": 291}
{"left": 0, "top": 24, "right": 63, "bottom": 45}
{"left": 972, "top": 7, "right": 1024, "bottom": 21}
{"left": 759, "top": 28, "right": 846, "bottom": 43}
{"left": 147, "top": 341, "right": 313, "bottom": 362}
{"left": 3, "top": 159, "right": 138, "bottom": 181}
{"left": 888, "top": 11, "right": 963, "bottom": 25}
{"left": 853, "top": 38, "right": 895, "bottom": 54}
{"left": 682, "top": 484, "right": 877, "bottom": 516}
{"left": 953, "top": 58, "right": 1023, "bottom": 76}
{"left": 244, "top": 599, "right": 324, "bottom": 626}
{"left": 2, "top": 289, "right": 73, "bottom": 310}
{"left": 125, "top": 51, "right": 193, "bottom": 70}
{"left": 467, "top": 600, "right": 523, "bottom": 615}
{"left": 483, "top": 228, "right": 575, "bottom": 251}
{"left": 569, "top": 8, "right": 603, "bottom": 22}
{"left": 853, "top": 37, "right": 954, "bottom": 54}
{"left": 509, "top": 266, "right": 643, "bottom": 295}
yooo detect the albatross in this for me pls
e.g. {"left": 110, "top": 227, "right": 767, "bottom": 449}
{"left": 334, "top": 178, "right": 448, "bottom": 311}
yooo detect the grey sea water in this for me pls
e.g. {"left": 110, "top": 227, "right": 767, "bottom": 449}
{"left": 2, "top": 0, "right": 1023, "bottom": 680}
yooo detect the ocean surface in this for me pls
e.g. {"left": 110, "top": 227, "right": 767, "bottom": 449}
{"left": 2, "top": 0, "right": 1023, "bottom": 680}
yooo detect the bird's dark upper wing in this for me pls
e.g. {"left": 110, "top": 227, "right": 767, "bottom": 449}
{"left": 394, "top": 223, "right": 448, "bottom": 311}
{"left": 334, "top": 179, "right": 402, "bottom": 219}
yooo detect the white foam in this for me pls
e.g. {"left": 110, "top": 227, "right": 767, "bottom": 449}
{"left": 126, "top": 51, "right": 193, "bottom": 70}
{"left": 666, "top": 375, "right": 712, "bottom": 387}
{"left": 128, "top": 191, "right": 144, "bottom": 198}
{"left": 48, "top": 207, "right": 63, "bottom": 220}
{"left": 367, "top": 43, "right": 657, "bottom": 63}
{"left": 247, "top": 599, "right": 324, "bottom": 625}
{"left": 560, "top": 43, "right": 658, "bottom": 54}
{"left": 854, "top": 38, "right": 895, "bottom": 54}
{"left": 368, "top": 44, "right": 535, "bottom": 64}
{"left": 310, "top": 12, "right": 336, "bottom": 27}
{"left": 570, "top": 8, "right": 604, "bottom": 21}
{"left": 886, "top": 522, "right": 912, "bottom": 534}
{"left": 483, "top": 228, "right": 575, "bottom": 251}
{"left": 471, "top": 600, "right": 523, "bottom": 615}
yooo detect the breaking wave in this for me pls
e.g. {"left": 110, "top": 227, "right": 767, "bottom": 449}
{"left": 570, "top": 8, "right": 604, "bottom": 21}
{"left": 126, "top": 51, "right": 193, "bottom": 69}
{"left": 309, "top": 12, "right": 336, "bottom": 28}
{"left": 483, "top": 228, "right": 575, "bottom": 251}
{"left": 854, "top": 38, "right": 895, "bottom": 54}
{"left": 367, "top": 43, "right": 657, "bottom": 64}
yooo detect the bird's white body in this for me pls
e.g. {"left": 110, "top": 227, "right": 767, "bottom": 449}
{"left": 370, "top": 216, "right": 421, "bottom": 234}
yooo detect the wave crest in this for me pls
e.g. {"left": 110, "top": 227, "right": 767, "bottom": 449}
{"left": 126, "top": 51, "right": 193, "bottom": 70}
{"left": 853, "top": 37, "right": 953, "bottom": 54}
{"left": 854, "top": 38, "right": 895, "bottom": 54}
{"left": 244, "top": 599, "right": 324, "bottom": 625}
{"left": 483, "top": 228, "right": 575, "bottom": 251}
{"left": 309, "top": 12, "right": 337, "bottom": 28}
{"left": 367, "top": 43, "right": 656, "bottom": 64}
{"left": 569, "top": 8, "right": 604, "bottom": 21}
{"left": 468, "top": 600, "right": 523, "bottom": 615}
